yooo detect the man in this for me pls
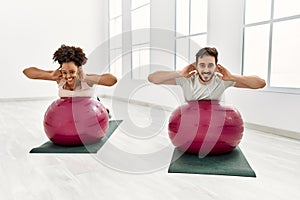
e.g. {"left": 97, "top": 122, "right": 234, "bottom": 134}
{"left": 148, "top": 47, "right": 266, "bottom": 101}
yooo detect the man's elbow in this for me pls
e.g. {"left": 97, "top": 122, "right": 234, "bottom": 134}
{"left": 257, "top": 79, "right": 266, "bottom": 89}
{"left": 252, "top": 79, "right": 266, "bottom": 89}
{"left": 148, "top": 74, "right": 159, "bottom": 84}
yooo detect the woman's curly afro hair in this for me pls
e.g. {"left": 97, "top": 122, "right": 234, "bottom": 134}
{"left": 53, "top": 44, "right": 87, "bottom": 67}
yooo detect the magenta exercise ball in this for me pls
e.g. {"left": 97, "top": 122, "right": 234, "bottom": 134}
{"left": 43, "top": 97, "right": 109, "bottom": 146}
{"left": 168, "top": 100, "right": 244, "bottom": 155}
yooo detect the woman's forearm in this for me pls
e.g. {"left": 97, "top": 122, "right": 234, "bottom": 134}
{"left": 23, "top": 67, "right": 54, "bottom": 80}
{"left": 84, "top": 74, "right": 117, "bottom": 86}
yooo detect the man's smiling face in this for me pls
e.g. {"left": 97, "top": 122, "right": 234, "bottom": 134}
{"left": 196, "top": 55, "right": 217, "bottom": 83}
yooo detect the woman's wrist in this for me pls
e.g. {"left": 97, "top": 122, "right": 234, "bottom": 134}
{"left": 83, "top": 74, "right": 99, "bottom": 84}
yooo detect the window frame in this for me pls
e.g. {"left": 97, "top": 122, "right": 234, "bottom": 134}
{"left": 242, "top": 0, "right": 300, "bottom": 94}
{"left": 108, "top": 1, "right": 123, "bottom": 77}
{"left": 131, "top": 0, "right": 151, "bottom": 80}
{"left": 174, "top": 0, "right": 208, "bottom": 70}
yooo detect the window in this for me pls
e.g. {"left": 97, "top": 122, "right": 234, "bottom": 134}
{"left": 243, "top": 0, "right": 300, "bottom": 91}
{"left": 131, "top": 0, "right": 150, "bottom": 79}
{"left": 175, "top": 0, "right": 208, "bottom": 70}
{"left": 109, "top": 0, "right": 122, "bottom": 78}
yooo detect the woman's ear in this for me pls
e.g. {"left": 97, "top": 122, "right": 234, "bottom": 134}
{"left": 77, "top": 66, "right": 82, "bottom": 73}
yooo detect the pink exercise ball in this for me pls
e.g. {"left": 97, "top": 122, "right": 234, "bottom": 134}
{"left": 168, "top": 100, "right": 244, "bottom": 155}
{"left": 43, "top": 97, "right": 109, "bottom": 146}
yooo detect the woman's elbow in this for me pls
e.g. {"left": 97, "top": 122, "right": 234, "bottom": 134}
{"left": 23, "top": 67, "right": 33, "bottom": 78}
{"left": 110, "top": 76, "right": 118, "bottom": 86}
{"left": 105, "top": 75, "right": 117, "bottom": 86}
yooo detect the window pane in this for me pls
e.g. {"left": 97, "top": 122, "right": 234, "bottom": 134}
{"left": 176, "top": 56, "right": 189, "bottom": 71}
{"left": 190, "top": 34, "right": 207, "bottom": 62}
{"left": 132, "top": 45, "right": 150, "bottom": 80}
{"left": 131, "top": 4, "right": 150, "bottom": 30}
{"left": 245, "top": 0, "right": 272, "bottom": 24}
{"left": 110, "top": 48, "right": 123, "bottom": 79}
{"left": 131, "top": 0, "right": 150, "bottom": 10}
{"left": 176, "top": 0, "right": 189, "bottom": 36}
{"left": 110, "top": 0, "right": 122, "bottom": 19}
{"left": 270, "top": 18, "right": 300, "bottom": 88}
{"left": 176, "top": 37, "right": 189, "bottom": 70}
{"left": 243, "top": 24, "right": 269, "bottom": 81}
{"left": 132, "top": 4, "right": 150, "bottom": 45}
{"left": 110, "top": 16, "right": 122, "bottom": 49}
{"left": 274, "top": 0, "right": 300, "bottom": 19}
{"left": 110, "top": 16, "right": 122, "bottom": 38}
{"left": 190, "top": 0, "right": 207, "bottom": 34}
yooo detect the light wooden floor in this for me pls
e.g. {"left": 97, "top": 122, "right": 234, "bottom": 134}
{"left": 0, "top": 98, "right": 299, "bottom": 200}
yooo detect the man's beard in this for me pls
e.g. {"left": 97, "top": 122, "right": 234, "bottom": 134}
{"left": 199, "top": 72, "right": 213, "bottom": 82}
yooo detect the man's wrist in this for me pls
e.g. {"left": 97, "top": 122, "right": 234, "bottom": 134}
{"left": 175, "top": 70, "right": 183, "bottom": 77}
{"left": 229, "top": 74, "right": 241, "bottom": 82}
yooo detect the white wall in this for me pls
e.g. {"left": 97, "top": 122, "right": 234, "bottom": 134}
{"left": 0, "top": 0, "right": 103, "bottom": 99}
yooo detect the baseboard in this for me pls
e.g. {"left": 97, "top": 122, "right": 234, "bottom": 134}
{"left": 0, "top": 96, "right": 57, "bottom": 102}
{"left": 244, "top": 122, "right": 300, "bottom": 140}
{"left": 99, "top": 94, "right": 175, "bottom": 112}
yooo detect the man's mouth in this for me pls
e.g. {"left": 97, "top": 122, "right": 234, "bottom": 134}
{"left": 201, "top": 72, "right": 212, "bottom": 75}
{"left": 199, "top": 72, "right": 212, "bottom": 82}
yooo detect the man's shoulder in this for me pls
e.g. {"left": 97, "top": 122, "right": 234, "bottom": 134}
{"left": 176, "top": 75, "right": 195, "bottom": 84}
{"left": 213, "top": 75, "right": 235, "bottom": 87}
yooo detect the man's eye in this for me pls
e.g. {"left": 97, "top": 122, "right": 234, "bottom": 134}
{"left": 62, "top": 72, "right": 67, "bottom": 75}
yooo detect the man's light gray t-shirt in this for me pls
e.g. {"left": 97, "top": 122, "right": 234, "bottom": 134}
{"left": 175, "top": 74, "right": 235, "bottom": 101}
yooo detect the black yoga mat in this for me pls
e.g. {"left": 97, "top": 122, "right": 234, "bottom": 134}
{"left": 30, "top": 120, "right": 122, "bottom": 154}
{"left": 168, "top": 147, "right": 256, "bottom": 177}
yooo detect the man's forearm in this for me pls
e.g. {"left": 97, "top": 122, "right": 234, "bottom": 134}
{"left": 148, "top": 71, "right": 182, "bottom": 84}
{"left": 231, "top": 75, "right": 266, "bottom": 89}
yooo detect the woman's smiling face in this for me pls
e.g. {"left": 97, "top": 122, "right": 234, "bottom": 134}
{"left": 61, "top": 62, "right": 79, "bottom": 87}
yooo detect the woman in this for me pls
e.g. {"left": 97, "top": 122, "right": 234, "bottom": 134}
{"left": 23, "top": 44, "right": 117, "bottom": 115}
{"left": 23, "top": 44, "right": 117, "bottom": 94}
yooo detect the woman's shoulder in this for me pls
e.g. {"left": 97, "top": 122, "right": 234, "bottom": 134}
{"left": 81, "top": 80, "right": 94, "bottom": 88}
{"left": 57, "top": 78, "right": 66, "bottom": 86}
